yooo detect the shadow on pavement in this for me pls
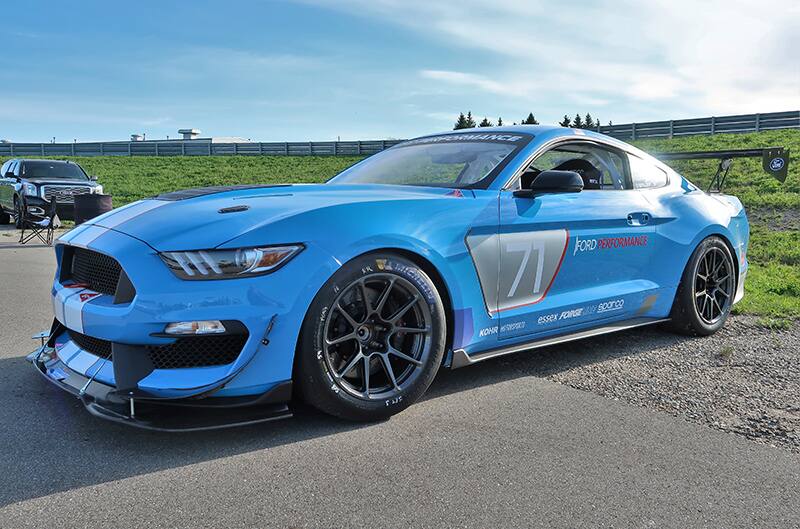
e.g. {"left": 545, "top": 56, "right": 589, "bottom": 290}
{"left": 0, "top": 324, "right": 693, "bottom": 507}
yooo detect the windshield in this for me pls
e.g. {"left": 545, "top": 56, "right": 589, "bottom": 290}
{"left": 329, "top": 133, "right": 530, "bottom": 188}
{"left": 21, "top": 161, "right": 88, "bottom": 180}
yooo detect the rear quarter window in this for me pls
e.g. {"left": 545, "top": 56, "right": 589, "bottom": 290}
{"left": 628, "top": 154, "right": 668, "bottom": 189}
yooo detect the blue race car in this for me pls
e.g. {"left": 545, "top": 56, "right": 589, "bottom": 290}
{"left": 28, "top": 125, "right": 750, "bottom": 430}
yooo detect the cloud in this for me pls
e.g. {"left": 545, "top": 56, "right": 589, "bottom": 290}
{"left": 301, "top": 0, "right": 800, "bottom": 120}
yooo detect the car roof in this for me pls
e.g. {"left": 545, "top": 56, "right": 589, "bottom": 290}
{"left": 12, "top": 159, "right": 77, "bottom": 164}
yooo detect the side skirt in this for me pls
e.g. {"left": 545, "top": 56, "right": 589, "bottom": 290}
{"left": 451, "top": 317, "right": 669, "bottom": 369}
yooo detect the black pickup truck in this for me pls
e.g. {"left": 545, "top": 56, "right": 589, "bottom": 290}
{"left": 0, "top": 159, "right": 103, "bottom": 227}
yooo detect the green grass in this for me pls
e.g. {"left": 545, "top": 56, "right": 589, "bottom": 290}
{"left": 634, "top": 129, "right": 800, "bottom": 209}
{"left": 3, "top": 129, "right": 798, "bottom": 322}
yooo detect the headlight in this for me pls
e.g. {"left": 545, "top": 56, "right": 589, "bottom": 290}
{"left": 160, "top": 245, "right": 303, "bottom": 280}
{"left": 93, "top": 185, "right": 104, "bottom": 194}
{"left": 23, "top": 183, "right": 38, "bottom": 197}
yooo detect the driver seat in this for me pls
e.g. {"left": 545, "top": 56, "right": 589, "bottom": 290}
{"left": 552, "top": 159, "right": 602, "bottom": 190}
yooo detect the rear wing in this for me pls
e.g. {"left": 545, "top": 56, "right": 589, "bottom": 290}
{"left": 655, "top": 147, "right": 790, "bottom": 193}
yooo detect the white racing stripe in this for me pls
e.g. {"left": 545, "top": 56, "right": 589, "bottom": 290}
{"left": 68, "top": 225, "right": 110, "bottom": 249}
{"left": 55, "top": 287, "right": 101, "bottom": 333}
{"left": 55, "top": 341, "right": 79, "bottom": 363}
{"left": 91, "top": 199, "right": 167, "bottom": 230}
{"left": 66, "top": 350, "right": 101, "bottom": 375}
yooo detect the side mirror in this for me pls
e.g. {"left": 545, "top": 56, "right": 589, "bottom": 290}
{"left": 513, "top": 170, "right": 584, "bottom": 198}
{"left": 89, "top": 174, "right": 98, "bottom": 181}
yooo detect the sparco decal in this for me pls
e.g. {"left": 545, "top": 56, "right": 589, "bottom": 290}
{"left": 574, "top": 234, "right": 648, "bottom": 255}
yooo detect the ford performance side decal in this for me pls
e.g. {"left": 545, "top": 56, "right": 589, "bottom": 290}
{"left": 466, "top": 229, "right": 569, "bottom": 314}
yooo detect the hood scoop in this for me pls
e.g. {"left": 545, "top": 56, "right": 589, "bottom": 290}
{"left": 218, "top": 205, "right": 250, "bottom": 214}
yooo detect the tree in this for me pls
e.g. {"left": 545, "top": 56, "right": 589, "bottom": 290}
{"left": 497, "top": 117, "right": 503, "bottom": 126}
{"left": 478, "top": 117, "right": 493, "bottom": 127}
{"left": 559, "top": 115, "right": 571, "bottom": 127}
{"left": 584, "top": 113, "right": 595, "bottom": 130}
{"left": 465, "top": 111, "right": 477, "bottom": 128}
{"left": 454, "top": 112, "right": 469, "bottom": 130}
{"left": 521, "top": 112, "right": 538, "bottom": 125}
{"left": 572, "top": 113, "right": 584, "bottom": 129}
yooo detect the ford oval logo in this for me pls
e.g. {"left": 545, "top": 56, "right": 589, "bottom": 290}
{"left": 769, "top": 157, "right": 785, "bottom": 171}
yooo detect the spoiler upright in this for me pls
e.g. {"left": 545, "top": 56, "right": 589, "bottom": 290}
{"left": 655, "top": 147, "right": 790, "bottom": 193}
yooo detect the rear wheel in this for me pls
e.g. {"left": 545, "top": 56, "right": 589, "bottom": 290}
{"left": 296, "top": 252, "right": 446, "bottom": 421}
{"left": 668, "top": 236, "right": 735, "bottom": 336}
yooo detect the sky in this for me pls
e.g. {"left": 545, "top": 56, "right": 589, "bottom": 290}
{"left": 1, "top": 0, "right": 798, "bottom": 142}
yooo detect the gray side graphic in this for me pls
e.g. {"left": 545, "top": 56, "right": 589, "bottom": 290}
{"left": 466, "top": 229, "right": 568, "bottom": 313}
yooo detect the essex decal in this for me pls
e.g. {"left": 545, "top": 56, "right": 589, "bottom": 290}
{"left": 466, "top": 229, "right": 569, "bottom": 313}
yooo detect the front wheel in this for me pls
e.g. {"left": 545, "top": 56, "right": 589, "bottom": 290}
{"left": 668, "top": 236, "right": 736, "bottom": 336}
{"left": 296, "top": 252, "right": 446, "bottom": 421}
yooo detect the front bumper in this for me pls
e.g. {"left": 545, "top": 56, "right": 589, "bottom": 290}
{"left": 27, "top": 341, "right": 292, "bottom": 432}
{"left": 25, "top": 196, "right": 76, "bottom": 220}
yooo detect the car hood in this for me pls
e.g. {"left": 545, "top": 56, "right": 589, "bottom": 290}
{"left": 85, "top": 183, "right": 470, "bottom": 251}
{"left": 25, "top": 178, "right": 94, "bottom": 186}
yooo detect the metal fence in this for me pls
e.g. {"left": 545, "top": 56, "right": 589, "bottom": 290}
{"left": 597, "top": 110, "right": 800, "bottom": 140}
{"left": 0, "top": 139, "right": 404, "bottom": 158}
{"left": 0, "top": 110, "right": 797, "bottom": 158}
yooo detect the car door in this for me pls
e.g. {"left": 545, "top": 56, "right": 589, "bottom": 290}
{"left": 0, "top": 160, "right": 15, "bottom": 210}
{"left": 496, "top": 140, "right": 660, "bottom": 340}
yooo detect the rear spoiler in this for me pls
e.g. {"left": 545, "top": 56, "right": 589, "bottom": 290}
{"left": 655, "top": 147, "right": 790, "bottom": 193}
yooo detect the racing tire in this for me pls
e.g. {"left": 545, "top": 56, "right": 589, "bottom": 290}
{"left": 296, "top": 252, "right": 447, "bottom": 421}
{"left": 667, "top": 236, "right": 735, "bottom": 336}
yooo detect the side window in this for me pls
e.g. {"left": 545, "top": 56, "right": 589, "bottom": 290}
{"left": 0, "top": 161, "right": 8, "bottom": 176}
{"left": 520, "top": 142, "right": 630, "bottom": 190}
{"left": 11, "top": 161, "right": 20, "bottom": 177}
{"left": 628, "top": 155, "right": 668, "bottom": 189}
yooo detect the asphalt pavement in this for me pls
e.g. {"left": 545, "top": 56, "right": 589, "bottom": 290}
{"left": 1, "top": 235, "right": 798, "bottom": 528}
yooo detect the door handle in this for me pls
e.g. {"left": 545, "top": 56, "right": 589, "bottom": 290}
{"left": 627, "top": 212, "right": 651, "bottom": 226}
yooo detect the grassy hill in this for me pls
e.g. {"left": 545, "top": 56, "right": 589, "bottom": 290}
{"left": 2, "top": 129, "right": 798, "bottom": 322}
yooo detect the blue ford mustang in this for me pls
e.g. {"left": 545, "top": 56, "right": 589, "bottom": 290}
{"left": 27, "top": 125, "right": 749, "bottom": 430}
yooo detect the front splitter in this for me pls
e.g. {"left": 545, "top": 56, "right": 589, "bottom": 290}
{"left": 27, "top": 346, "right": 293, "bottom": 432}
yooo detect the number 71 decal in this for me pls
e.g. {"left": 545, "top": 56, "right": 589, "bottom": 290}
{"left": 467, "top": 229, "right": 569, "bottom": 314}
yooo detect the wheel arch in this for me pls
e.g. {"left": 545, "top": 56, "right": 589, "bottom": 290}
{"left": 291, "top": 246, "right": 457, "bottom": 381}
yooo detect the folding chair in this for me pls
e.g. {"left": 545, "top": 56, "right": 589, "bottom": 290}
{"left": 19, "top": 197, "right": 60, "bottom": 245}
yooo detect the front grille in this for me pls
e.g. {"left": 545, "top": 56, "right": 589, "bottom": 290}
{"left": 42, "top": 185, "right": 93, "bottom": 203}
{"left": 64, "top": 330, "right": 247, "bottom": 369}
{"left": 70, "top": 247, "right": 122, "bottom": 296}
{"left": 68, "top": 329, "right": 112, "bottom": 359}
{"left": 147, "top": 334, "right": 248, "bottom": 369}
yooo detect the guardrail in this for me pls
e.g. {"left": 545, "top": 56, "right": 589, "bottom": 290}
{"left": 0, "top": 139, "right": 404, "bottom": 158}
{"left": 598, "top": 110, "right": 800, "bottom": 140}
{"left": 0, "top": 111, "right": 797, "bottom": 157}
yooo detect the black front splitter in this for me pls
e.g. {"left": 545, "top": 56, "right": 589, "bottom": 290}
{"left": 27, "top": 347, "right": 293, "bottom": 432}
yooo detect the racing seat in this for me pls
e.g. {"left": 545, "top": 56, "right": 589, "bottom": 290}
{"left": 552, "top": 159, "right": 603, "bottom": 190}
{"left": 19, "top": 197, "right": 60, "bottom": 246}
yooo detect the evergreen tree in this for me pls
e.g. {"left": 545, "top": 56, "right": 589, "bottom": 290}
{"left": 521, "top": 112, "right": 538, "bottom": 125}
{"left": 497, "top": 117, "right": 503, "bottom": 126}
{"left": 454, "top": 112, "right": 469, "bottom": 130}
{"left": 572, "top": 113, "right": 584, "bottom": 129}
{"left": 559, "top": 115, "right": 571, "bottom": 127}
{"left": 478, "top": 117, "right": 493, "bottom": 127}
{"left": 465, "top": 111, "right": 477, "bottom": 128}
{"left": 584, "top": 113, "right": 595, "bottom": 130}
